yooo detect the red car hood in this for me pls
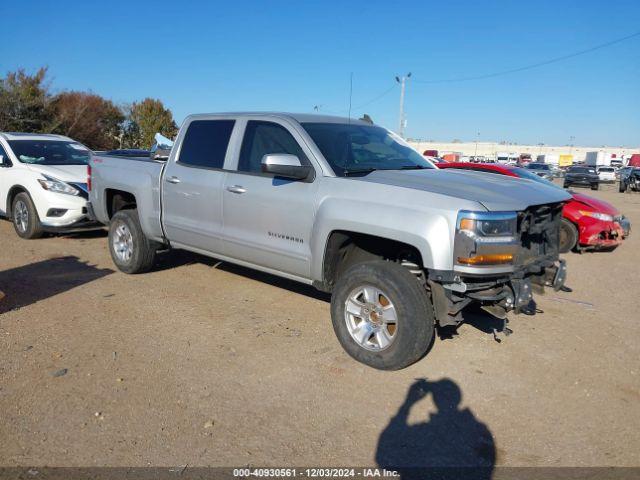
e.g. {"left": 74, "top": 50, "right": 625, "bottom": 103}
{"left": 570, "top": 192, "right": 619, "bottom": 216}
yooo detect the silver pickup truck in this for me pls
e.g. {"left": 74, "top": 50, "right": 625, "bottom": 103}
{"left": 88, "top": 112, "right": 570, "bottom": 370}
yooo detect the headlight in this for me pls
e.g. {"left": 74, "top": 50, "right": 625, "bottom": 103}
{"left": 37, "top": 175, "right": 80, "bottom": 196}
{"left": 457, "top": 211, "right": 517, "bottom": 240}
{"left": 455, "top": 211, "right": 518, "bottom": 266}
{"left": 578, "top": 210, "right": 613, "bottom": 222}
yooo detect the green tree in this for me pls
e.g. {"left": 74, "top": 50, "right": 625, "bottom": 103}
{"left": 126, "top": 98, "right": 178, "bottom": 149}
{"left": 0, "top": 67, "right": 53, "bottom": 132}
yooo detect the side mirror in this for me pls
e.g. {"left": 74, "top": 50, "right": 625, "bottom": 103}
{"left": 261, "top": 154, "right": 312, "bottom": 181}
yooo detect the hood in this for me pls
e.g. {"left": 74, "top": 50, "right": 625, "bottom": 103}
{"left": 571, "top": 192, "right": 619, "bottom": 215}
{"left": 26, "top": 164, "right": 87, "bottom": 183}
{"left": 355, "top": 169, "right": 572, "bottom": 211}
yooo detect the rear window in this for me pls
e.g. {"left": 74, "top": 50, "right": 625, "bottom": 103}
{"left": 569, "top": 167, "right": 596, "bottom": 174}
{"left": 599, "top": 167, "right": 614, "bottom": 172}
{"left": 178, "top": 120, "right": 235, "bottom": 169}
{"left": 526, "top": 163, "right": 550, "bottom": 170}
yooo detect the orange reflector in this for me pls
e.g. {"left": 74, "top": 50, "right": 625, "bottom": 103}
{"left": 459, "top": 218, "right": 475, "bottom": 231}
{"left": 457, "top": 254, "right": 513, "bottom": 265}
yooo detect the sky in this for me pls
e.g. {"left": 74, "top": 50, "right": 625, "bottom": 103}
{"left": 1, "top": 0, "right": 639, "bottom": 146}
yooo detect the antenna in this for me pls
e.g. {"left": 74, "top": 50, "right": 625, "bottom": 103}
{"left": 348, "top": 72, "right": 353, "bottom": 123}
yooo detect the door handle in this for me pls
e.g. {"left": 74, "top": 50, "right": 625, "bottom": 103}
{"left": 226, "top": 185, "right": 247, "bottom": 194}
{"left": 166, "top": 176, "right": 181, "bottom": 184}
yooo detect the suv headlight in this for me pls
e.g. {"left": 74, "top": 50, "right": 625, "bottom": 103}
{"left": 37, "top": 175, "right": 80, "bottom": 196}
{"left": 455, "top": 211, "right": 518, "bottom": 266}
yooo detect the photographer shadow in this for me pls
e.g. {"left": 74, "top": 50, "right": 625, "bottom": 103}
{"left": 376, "top": 378, "right": 495, "bottom": 480}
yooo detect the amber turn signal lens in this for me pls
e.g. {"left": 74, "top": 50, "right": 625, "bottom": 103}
{"left": 457, "top": 254, "right": 513, "bottom": 265}
{"left": 459, "top": 218, "right": 475, "bottom": 231}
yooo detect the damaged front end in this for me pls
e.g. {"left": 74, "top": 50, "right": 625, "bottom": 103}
{"left": 578, "top": 215, "right": 627, "bottom": 251}
{"left": 429, "top": 202, "right": 567, "bottom": 327}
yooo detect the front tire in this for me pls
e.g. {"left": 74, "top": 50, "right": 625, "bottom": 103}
{"left": 108, "top": 209, "right": 157, "bottom": 274}
{"left": 330, "top": 260, "right": 435, "bottom": 370}
{"left": 619, "top": 181, "right": 626, "bottom": 193}
{"left": 12, "top": 192, "right": 44, "bottom": 239}
{"left": 559, "top": 218, "right": 578, "bottom": 254}
{"left": 563, "top": 182, "right": 570, "bottom": 189}
{"left": 591, "top": 183, "right": 599, "bottom": 191}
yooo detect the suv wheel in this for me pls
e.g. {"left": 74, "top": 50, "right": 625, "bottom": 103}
{"left": 591, "top": 183, "right": 599, "bottom": 190}
{"left": 559, "top": 218, "right": 578, "bottom": 253}
{"left": 619, "top": 181, "right": 626, "bottom": 193}
{"left": 108, "top": 209, "right": 157, "bottom": 274}
{"left": 330, "top": 260, "right": 435, "bottom": 370}
{"left": 12, "top": 192, "right": 44, "bottom": 239}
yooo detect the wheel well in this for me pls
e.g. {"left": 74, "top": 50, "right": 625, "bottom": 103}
{"left": 106, "top": 189, "right": 137, "bottom": 219}
{"left": 321, "top": 230, "right": 424, "bottom": 292}
{"left": 6, "top": 186, "right": 28, "bottom": 219}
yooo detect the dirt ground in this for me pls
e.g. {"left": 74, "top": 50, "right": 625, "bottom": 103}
{"left": 0, "top": 184, "right": 639, "bottom": 470}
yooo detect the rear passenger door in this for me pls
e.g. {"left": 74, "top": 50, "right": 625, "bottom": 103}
{"left": 221, "top": 119, "right": 319, "bottom": 279}
{"left": 162, "top": 118, "right": 237, "bottom": 254}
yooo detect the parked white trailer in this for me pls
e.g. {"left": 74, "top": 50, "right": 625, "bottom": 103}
{"left": 585, "top": 151, "right": 611, "bottom": 167}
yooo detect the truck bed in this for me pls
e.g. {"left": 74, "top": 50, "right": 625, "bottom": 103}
{"left": 90, "top": 154, "right": 166, "bottom": 242}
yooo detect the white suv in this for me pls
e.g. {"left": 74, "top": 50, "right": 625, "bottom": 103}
{"left": 0, "top": 133, "right": 95, "bottom": 239}
{"left": 597, "top": 166, "right": 616, "bottom": 183}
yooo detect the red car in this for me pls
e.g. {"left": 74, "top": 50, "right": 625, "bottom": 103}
{"left": 437, "top": 162, "right": 630, "bottom": 253}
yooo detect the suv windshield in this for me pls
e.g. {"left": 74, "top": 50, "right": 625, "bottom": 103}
{"left": 302, "top": 123, "right": 434, "bottom": 176}
{"left": 8, "top": 140, "right": 91, "bottom": 165}
{"left": 526, "top": 163, "right": 550, "bottom": 170}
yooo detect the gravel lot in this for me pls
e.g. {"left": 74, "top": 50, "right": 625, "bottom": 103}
{"left": 1, "top": 184, "right": 639, "bottom": 469}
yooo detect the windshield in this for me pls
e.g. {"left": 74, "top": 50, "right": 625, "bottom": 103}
{"left": 302, "top": 123, "right": 434, "bottom": 176}
{"left": 512, "top": 167, "right": 564, "bottom": 190}
{"left": 8, "top": 140, "right": 91, "bottom": 165}
{"left": 526, "top": 163, "right": 550, "bottom": 170}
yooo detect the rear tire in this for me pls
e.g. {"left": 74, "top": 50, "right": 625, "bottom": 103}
{"left": 12, "top": 192, "right": 44, "bottom": 239}
{"left": 108, "top": 209, "right": 157, "bottom": 274}
{"left": 330, "top": 260, "right": 435, "bottom": 370}
{"left": 559, "top": 218, "right": 578, "bottom": 254}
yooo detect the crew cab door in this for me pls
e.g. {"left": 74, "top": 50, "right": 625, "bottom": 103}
{"left": 221, "top": 119, "right": 319, "bottom": 279}
{"left": 161, "top": 118, "right": 236, "bottom": 254}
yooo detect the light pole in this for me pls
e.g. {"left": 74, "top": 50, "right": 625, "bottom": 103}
{"left": 396, "top": 72, "right": 411, "bottom": 138}
{"left": 568, "top": 135, "right": 575, "bottom": 156}
{"left": 474, "top": 131, "right": 480, "bottom": 158}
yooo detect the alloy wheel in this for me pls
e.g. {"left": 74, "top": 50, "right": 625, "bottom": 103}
{"left": 344, "top": 285, "right": 398, "bottom": 351}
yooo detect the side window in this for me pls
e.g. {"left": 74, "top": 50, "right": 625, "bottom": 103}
{"left": 238, "top": 121, "right": 307, "bottom": 174}
{"left": 178, "top": 120, "right": 235, "bottom": 169}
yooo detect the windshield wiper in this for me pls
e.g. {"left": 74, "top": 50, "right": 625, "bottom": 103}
{"left": 342, "top": 168, "right": 378, "bottom": 176}
{"left": 395, "top": 165, "right": 430, "bottom": 170}
{"left": 342, "top": 165, "right": 430, "bottom": 176}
